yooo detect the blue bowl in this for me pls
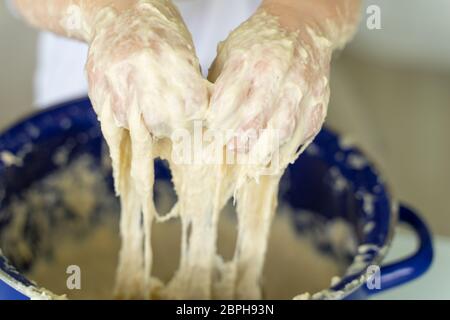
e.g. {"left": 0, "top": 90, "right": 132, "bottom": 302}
{"left": 0, "top": 97, "right": 433, "bottom": 300}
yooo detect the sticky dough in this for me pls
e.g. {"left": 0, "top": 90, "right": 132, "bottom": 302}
{"left": 91, "top": 1, "right": 330, "bottom": 300}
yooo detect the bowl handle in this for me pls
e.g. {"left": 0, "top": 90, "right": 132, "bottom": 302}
{"left": 366, "top": 204, "right": 434, "bottom": 295}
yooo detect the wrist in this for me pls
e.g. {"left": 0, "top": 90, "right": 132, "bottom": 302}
{"left": 260, "top": 0, "right": 329, "bottom": 29}
{"left": 13, "top": 0, "right": 140, "bottom": 42}
{"left": 81, "top": 0, "right": 140, "bottom": 42}
{"left": 88, "top": 0, "right": 183, "bottom": 42}
{"left": 260, "top": 0, "right": 361, "bottom": 50}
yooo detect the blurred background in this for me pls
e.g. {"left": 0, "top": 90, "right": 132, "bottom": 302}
{"left": 1, "top": 0, "right": 448, "bottom": 239}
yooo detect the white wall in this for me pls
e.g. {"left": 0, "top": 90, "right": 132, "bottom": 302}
{"left": 0, "top": 1, "right": 36, "bottom": 129}
{"left": 351, "top": 0, "right": 450, "bottom": 71}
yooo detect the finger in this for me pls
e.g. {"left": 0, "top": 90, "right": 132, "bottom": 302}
{"left": 133, "top": 52, "right": 209, "bottom": 138}
{"left": 246, "top": 80, "right": 304, "bottom": 172}
{"left": 207, "top": 41, "right": 226, "bottom": 83}
{"left": 269, "top": 81, "right": 328, "bottom": 170}
{"left": 207, "top": 53, "right": 288, "bottom": 152}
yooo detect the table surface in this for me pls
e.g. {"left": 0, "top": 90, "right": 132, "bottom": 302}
{"left": 371, "top": 229, "right": 450, "bottom": 300}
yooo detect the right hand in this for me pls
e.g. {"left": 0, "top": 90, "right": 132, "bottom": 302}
{"left": 86, "top": 0, "right": 210, "bottom": 139}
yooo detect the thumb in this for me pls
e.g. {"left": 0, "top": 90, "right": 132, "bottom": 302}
{"left": 207, "top": 40, "right": 228, "bottom": 83}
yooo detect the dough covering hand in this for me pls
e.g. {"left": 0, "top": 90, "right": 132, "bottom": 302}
{"left": 207, "top": 9, "right": 333, "bottom": 172}
{"left": 86, "top": 0, "right": 210, "bottom": 139}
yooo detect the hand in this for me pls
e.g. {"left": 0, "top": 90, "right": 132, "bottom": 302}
{"left": 86, "top": 0, "right": 210, "bottom": 139}
{"left": 85, "top": 1, "right": 211, "bottom": 299}
{"left": 207, "top": 8, "right": 333, "bottom": 173}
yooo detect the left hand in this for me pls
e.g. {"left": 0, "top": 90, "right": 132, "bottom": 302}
{"left": 206, "top": 8, "right": 333, "bottom": 171}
